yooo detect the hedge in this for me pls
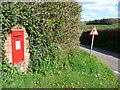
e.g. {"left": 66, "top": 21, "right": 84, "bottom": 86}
{"left": 1, "top": 2, "right": 83, "bottom": 73}
{"left": 80, "top": 27, "right": 120, "bottom": 53}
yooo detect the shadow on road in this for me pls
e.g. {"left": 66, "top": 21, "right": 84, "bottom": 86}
{"left": 81, "top": 44, "right": 120, "bottom": 59}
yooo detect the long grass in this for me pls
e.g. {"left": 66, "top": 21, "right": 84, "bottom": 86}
{"left": 2, "top": 48, "right": 118, "bottom": 88}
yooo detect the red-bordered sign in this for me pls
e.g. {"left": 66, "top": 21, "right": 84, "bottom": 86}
{"left": 89, "top": 26, "right": 98, "bottom": 35}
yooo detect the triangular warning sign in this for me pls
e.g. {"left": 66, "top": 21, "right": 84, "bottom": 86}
{"left": 90, "top": 26, "right": 98, "bottom": 35}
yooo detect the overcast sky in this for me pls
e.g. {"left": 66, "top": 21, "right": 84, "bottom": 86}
{"left": 77, "top": 0, "right": 119, "bottom": 21}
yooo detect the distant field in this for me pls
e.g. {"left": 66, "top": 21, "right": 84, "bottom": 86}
{"left": 87, "top": 23, "right": 119, "bottom": 30}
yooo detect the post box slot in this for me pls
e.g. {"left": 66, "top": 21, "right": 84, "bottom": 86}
{"left": 13, "top": 35, "right": 22, "bottom": 37}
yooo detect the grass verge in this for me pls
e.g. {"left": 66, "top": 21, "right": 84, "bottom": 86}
{"left": 2, "top": 48, "right": 119, "bottom": 88}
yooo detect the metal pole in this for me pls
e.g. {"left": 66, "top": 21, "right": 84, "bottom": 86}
{"left": 90, "top": 35, "right": 94, "bottom": 56}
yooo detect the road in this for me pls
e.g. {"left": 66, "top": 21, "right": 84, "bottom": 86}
{"left": 80, "top": 44, "right": 120, "bottom": 79}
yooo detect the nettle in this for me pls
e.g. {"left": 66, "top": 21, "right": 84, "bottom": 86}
{"left": 1, "top": 2, "right": 82, "bottom": 74}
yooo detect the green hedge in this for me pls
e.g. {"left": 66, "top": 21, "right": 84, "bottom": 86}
{"left": 1, "top": 2, "right": 82, "bottom": 73}
{"left": 80, "top": 27, "right": 120, "bottom": 53}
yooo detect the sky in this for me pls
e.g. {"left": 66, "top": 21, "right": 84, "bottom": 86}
{"left": 77, "top": 0, "right": 119, "bottom": 21}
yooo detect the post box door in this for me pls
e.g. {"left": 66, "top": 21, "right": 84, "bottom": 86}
{"left": 11, "top": 31, "right": 24, "bottom": 64}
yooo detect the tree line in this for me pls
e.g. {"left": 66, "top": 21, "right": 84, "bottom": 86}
{"left": 85, "top": 18, "right": 119, "bottom": 25}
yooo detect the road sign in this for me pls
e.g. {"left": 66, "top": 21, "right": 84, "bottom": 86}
{"left": 90, "top": 26, "right": 98, "bottom": 35}
{"left": 90, "top": 26, "right": 99, "bottom": 56}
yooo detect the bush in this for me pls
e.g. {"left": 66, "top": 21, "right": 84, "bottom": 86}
{"left": 80, "top": 27, "right": 120, "bottom": 53}
{"left": 1, "top": 2, "right": 83, "bottom": 73}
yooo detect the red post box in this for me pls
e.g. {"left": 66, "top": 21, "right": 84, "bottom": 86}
{"left": 11, "top": 31, "right": 24, "bottom": 64}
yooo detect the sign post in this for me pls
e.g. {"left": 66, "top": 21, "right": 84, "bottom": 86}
{"left": 90, "top": 35, "right": 94, "bottom": 56}
{"left": 89, "top": 26, "right": 98, "bottom": 56}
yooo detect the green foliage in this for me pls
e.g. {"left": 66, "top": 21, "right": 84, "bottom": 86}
{"left": 86, "top": 18, "right": 119, "bottom": 25}
{"left": 1, "top": 2, "right": 118, "bottom": 88}
{"left": 1, "top": 60, "right": 27, "bottom": 87}
{"left": 2, "top": 49, "right": 118, "bottom": 88}
{"left": 80, "top": 27, "right": 120, "bottom": 53}
{"left": 87, "top": 23, "right": 119, "bottom": 30}
{"left": 1, "top": 2, "right": 82, "bottom": 73}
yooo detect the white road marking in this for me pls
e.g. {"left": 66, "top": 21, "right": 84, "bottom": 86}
{"left": 114, "top": 70, "right": 120, "bottom": 75}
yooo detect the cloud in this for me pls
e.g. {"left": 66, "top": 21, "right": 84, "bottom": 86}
{"left": 80, "top": 12, "right": 96, "bottom": 21}
{"left": 80, "top": 15, "right": 90, "bottom": 21}
{"left": 77, "top": 0, "right": 118, "bottom": 14}
{"left": 81, "top": 13, "right": 96, "bottom": 21}
{"left": 77, "top": 0, "right": 119, "bottom": 21}
{"left": 88, "top": 12, "right": 96, "bottom": 16}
